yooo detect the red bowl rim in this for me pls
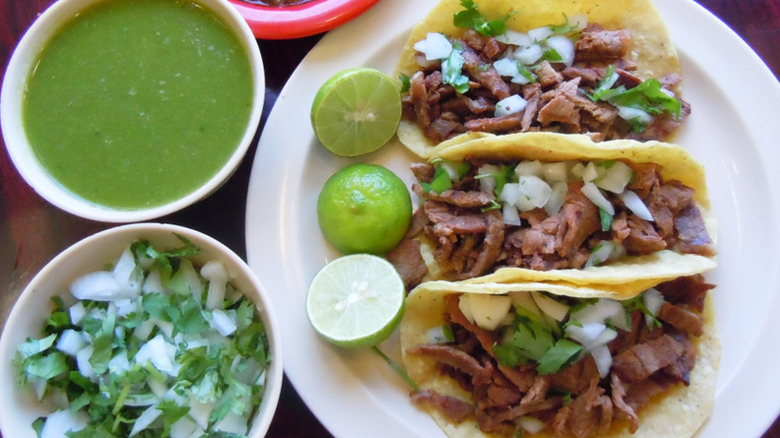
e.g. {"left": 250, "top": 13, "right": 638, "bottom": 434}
{"left": 228, "top": 0, "right": 383, "bottom": 39}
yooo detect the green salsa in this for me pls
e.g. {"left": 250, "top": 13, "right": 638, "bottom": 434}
{"left": 23, "top": 0, "right": 254, "bottom": 210}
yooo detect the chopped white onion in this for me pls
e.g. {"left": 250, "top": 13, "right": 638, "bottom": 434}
{"left": 570, "top": 162, "right": 586, "bottom": 179}
{"left": 565, "top": 322, "right": 606, "bottom": 346}
{"left": 517, "top": 175, "right": 552, "bottom": 208}
{"left": 413, "top": 32, "right": 453, "bottom": 60}
{"left": 527, "top": 26, "right": 553, "bottom": 42}
{"left": 426, "top": 326, "right": 453, "bottom": 344}
{"left": 142, "top": 268, "right": 164, "bottom": 294}
{"left": 585, "top": 240, "right": 615, "bottom": 268}
{"left": 113, "top": 247, "right": 142, "bottom": 292}
{"left": 460, "top": 294, "right": 512, "bottom": 331}
{"left": 76, "top": 346, "right": 96, "bottom": 381}
{"left": 617, "top": 106, "right": 653, "bottom": 125}
{"left": 509, "top": 291, "right": 542, "bottom": 318}
{"left": 643, "top": 287, "right": 666, "bottom": 326}
{"left": 544, "top": 181, "right": 568, "bottom": 216}
{"left": 541, "top": 162, "right": 568, "bottom": 183}
{"left": 570, "top": 297, "right": 628, "bottom": 331}
{"left": 493, "top": 57, "right": 519, "bottom": 77}
{"left": 581, "top": 182, "right": 614, "bottom": 214}
{"left": 619, "top": 190, "right": 655, "bottom": 222}
{"left": 591, "top": 344, "right": 613, "bottom": 378}
{"left": 41, "top": 409, "right": 89, "bottom": 438}
{"left": 530, "top": 292, "right": 570, "bottom": 321}
{"left": 170, "top": 416, "right": 200, "bottom": 438}
{"left": 69, "top": 302, "right": 86, "bottom": 325}
{"left": 511, "top": 71, "right": 535, "bottom": 85}
{"left": 134, "top": 334, "right": 177, "bottom": 375}
{"left": 56, "top": 329, "right": 87, "bottom": 356}
{"left": 581, "top": 161, "right": 601, "bottom": 183}
{"left": 129, "top": 404, "right": 162, "bottom": 437}
{"left": 495, "top": 94, "right": 527, "bottom": 117}
{"left": 544, "top": 35, "right": 575, "bottom": 66}
{"left": 477, "top": 164, "right": 499, "bottom": 193}
{"left": 108, "top": 351, "right": 131, "bottom": 374}
{"left": 502, "top": 202, "right": 522, "bottom": 226}
{"left": 595, "top": 161, "right": 633, "bottom": 193}
{"left": 513, "top": 43, "right": 543, "bottom": 65}
{"left": 211, "top": 309, "right": 237, "bottom": 337}
{"left": 71, "top": 270, "right": 140, "bottom": 302}
{"left": 213, "top": 411, "right": 249, "bottom": 436}
{"left": 515, "top": 160, "right": 542, "bottom": 177}
{"left": 519, "top": 416, "right": 546, "bottom": 434}
{"left": 495, "top": 30, "right": 532, "bottom": 46}
{"left": 202, "top": 261, "right": 229, "bottom": 310}
{"left": 498, "top": 182, "right": 521, "bottom": 205}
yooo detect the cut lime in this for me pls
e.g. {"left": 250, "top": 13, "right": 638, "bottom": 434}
{"left": 311, "top": 67, "right": 402, "bottom": 157}
{"left": 306, "top": 254, "right": 405, "bottom": 348}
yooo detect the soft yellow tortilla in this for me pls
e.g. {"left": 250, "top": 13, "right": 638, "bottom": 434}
{"left": 394, "top": 0, "right": 681, "bottom": 158}
{"left": 412, "top": 133, "right": 717, "bottom": 297}
{"left": 400, "top": 281, "right": 720, "bottom": 438}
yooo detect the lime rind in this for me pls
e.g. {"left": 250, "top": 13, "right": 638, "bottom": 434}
{"left": 306, "top": 254, "right": 405, "bottom": 348}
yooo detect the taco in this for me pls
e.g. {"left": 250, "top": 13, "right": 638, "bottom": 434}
{"left": 400, "top": 275, "right": 719, "bottom": 437}
{"left": 385, "top": 133, "right": 716, "bottom": 297}
{"left": 395, "top": 0, "right": 688, "bottom": 159}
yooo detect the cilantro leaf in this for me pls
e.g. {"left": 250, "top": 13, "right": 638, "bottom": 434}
{"left": 536, "top": 339, "right": 582, "bottom": 375}
{"left": 539, "top": 48, "right": 563, "bottom": 63}
{"left": 453, "top": 0, "right": 511, "bottom": 36}
{"left": 25, "top": 351, "right": 69, "bottom": 380}
{"left": 420, "top": 164, "right": 453, "bottom": 194}
{"left": 493, "top": 319, "right": 554, "bottom": 367}
{"left": 599, "top": 208, "right": 613, "bottom": 232}
{"left": 157, "top": 400, "right": 190, "bottom": 435}
{"left": 442, "top": 48, "right": 470, "bottom": 94}
{"left": 549, "top": 13, "right": 581, "bottom": 35}
{"left": 399, "top": 73, "right": 411, "bottom": 93}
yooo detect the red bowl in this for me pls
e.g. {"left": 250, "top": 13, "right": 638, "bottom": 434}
{"left": 228, "top": 0, "right": 383, "bottom": 39}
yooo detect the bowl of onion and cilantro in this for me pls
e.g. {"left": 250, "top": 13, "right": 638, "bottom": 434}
{"left": 0, "top": 223, "right": 282, "bottom": 438}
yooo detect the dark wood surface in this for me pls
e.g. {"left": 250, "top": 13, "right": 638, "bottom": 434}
{"left": 1, "top": 0, "right": 778, "bottom": 437}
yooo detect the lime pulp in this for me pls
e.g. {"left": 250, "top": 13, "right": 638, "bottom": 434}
{"left": 306, "top": 254, "right": 405, "bottom": 348}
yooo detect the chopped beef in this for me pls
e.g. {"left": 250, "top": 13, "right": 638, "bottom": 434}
{"left": 401, "top": 23, "right": 688, "bottom": 143}
{"left": 387, "top": 159, "right": 714, "bottom": 284}
{"left": 675, "top": 205, "right": 715, "bottom": 256}
{"left": 411, "top": 389, "right": 475, "bottom": 423}
{"left": 574, "top": 24, "right": 630, "bottom": 61}
{"left": 612, "top": 334, "right": 687, "bottom": 383}
{"left": 658, "top": 302, "right": 704, "bottom": 336}
{"left": 655, "top": 274, "right": 714, "bottom": 312}
{"left": 409, "top": 276, "right": 710, "bottom": 437}
{"left": 386, "top": 238, "right": 427, "bottom": 290}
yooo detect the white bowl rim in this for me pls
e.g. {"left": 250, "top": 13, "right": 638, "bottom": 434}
{"left": 0, "top": 223, "right": 283, "bottom": 437}
{"left": 0, "top": 0, "right": 265, "bottom": 223}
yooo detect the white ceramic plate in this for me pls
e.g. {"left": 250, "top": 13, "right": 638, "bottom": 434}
{"left": 245, "top": 0, "right": 780, "bottom": 436}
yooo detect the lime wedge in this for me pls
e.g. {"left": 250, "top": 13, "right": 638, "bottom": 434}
{"left": 310, "top": 67, "right": 402, "bottom": 157}
{"left": 306, "top": 254, "right": 405, "bottom": 348}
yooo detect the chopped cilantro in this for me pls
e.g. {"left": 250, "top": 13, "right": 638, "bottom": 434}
{"left": 516, "top": 63, "right": 537, "bottom": 83}
{"left": 549, "top": 13, "right": 582, "bottom": 35}
{"left": 453, "top": 0, "right": 512, "bottom": 37}
{"left": 623, "top": 294, "right": 663, "bottom": 328}
{"left": 493, "top": 317, "right": 555, "bottom": 367}
{"left": 539, "top": 48, "right": 563, "bottom": 63}
{"left": 536, "top": 339, "right": 582, "bottom": 375}
{"left": 599, "top": 208, "right": 613, "bottom": 232}
{"left": 442, "top": 47, "right": 470, "bottom": 94}
{"left": 420, "top": 164, "right": 454, "bottom": 194}
{"left": 14, "top": 239, "right": 270, "bottom": 437}
{"left": 399, "top": 73, "right": 411, "bottom": 93}
{"left": 481, "top": 200, "right": 502, "bottom": 212}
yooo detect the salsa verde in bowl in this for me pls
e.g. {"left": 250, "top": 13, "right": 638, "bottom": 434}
{"left": 0, "top": 0, "right": 264, "bottom": 222}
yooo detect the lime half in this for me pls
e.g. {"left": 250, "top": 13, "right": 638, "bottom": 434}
{"left": 306, "top": 254, "right": 405, "bottom": 348}
{"left": 310, "top": 67, "right": 402, "bottom": 157}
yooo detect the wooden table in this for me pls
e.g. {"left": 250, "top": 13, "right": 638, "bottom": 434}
{"left": 1, "top": 0, "right": 779, "bottom": 436}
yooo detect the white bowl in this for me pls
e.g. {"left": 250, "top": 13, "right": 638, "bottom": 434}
{"left": 0, "top": 223, "right": 283, "bottom": 437}
{"left": 0, "top": 0, "right": 264, "bottom": 222}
